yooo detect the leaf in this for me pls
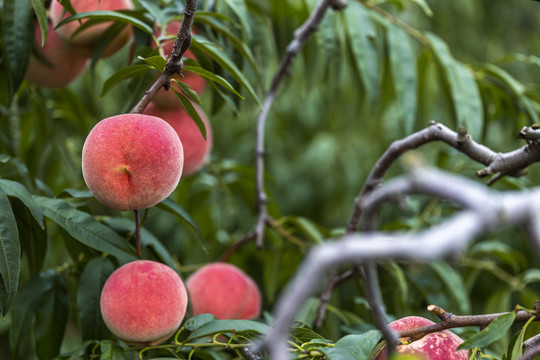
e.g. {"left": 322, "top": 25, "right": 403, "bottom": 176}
{"left": 322, "top": 331, "right": 381, "bottom": 360}
{"left": 34, "top": 196, "right": 137, "bottom": 262}
{"left": 290, "top": 325, "right": 328, "bottom": 343}
{"left": 0, "top": 186, "right": 20, "bottom": 316}
{"left": 191, "top": 36, "right": 261, "bottom": 106}
{"left": 406, "top": 0, "right": 433, "bottom": 16}
{"left": 175, "top": 91, "right": 207, "bottom": 139}
{"left": 343, "top": 2, "right": 379, "bottom": 108}
{"left": 427, "top": 33, "right": 484, "bottom": 139}
{"left": 100, "top": 64, "right": 154, "bottom": 97}
{"left": 519, "top": 269, "right": 540, "bottom": 285}
{"left": 138, "top": 55, "right": 167, "bottom": 72}
{"left": 77, "top": 257, "right": 115, "bottom": 341}
{"left": 286, "top": 216, "right": 324, "bottom": 244}
{"left": 31, "top": 0, "right": 48, "bottom": 46}
{"left": 458, "top": 312, "right": 517, "bottom": 350}
{"left": 2, "top": 0, "right": 33, "bottom": 96}
{"left": 34, "top": 273, "right": 68, "bottom": 360}
{"left": 100, "top": 340, "right": 125, "bottom": 360}
{"left": 156, "top": 198, "right": 206, "bottom": 252}
{"left": 54, "top": 10, "right": 153, "bottom": 36}
{"left": 182, "top": 65, "right": 244, "bottom": 98}
{"left": 0, "top": 179, "right": 44, "bottom": 228}
{"left": 184, "top": 314, "right": 217, "bottom": 332}
{"left": 187, "top": 319, "right": 269, "bottom": 340}
{"left": 431, "top": 261, "right": 471, "bottom": 314}
{"left": 222, "top": 0, "right": 252, "bottom": 39}
{"left": 10, "top": 270, "right": 56, "bottom": 359}
{"left": 177, "top": 80, "right": 202, "bottom": 105}
{"left": 386, "top": 25, "right": 418, "bottom": 135}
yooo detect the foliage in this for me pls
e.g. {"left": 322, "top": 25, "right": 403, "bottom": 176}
{"left": 0, "top": 0, "right": 539, "bottom": 359}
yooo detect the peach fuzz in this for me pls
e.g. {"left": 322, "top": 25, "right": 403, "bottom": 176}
{"left": 186, "top": 262, "right": 262, "bottom": 320}
{"left": 374, "top": 316, "right": 468, "bottom": 360}
{"left": 25, "top": 22, "right": 88, "bottom": 88}
{"left": 50, "top": 0, "right": 134, "bottom": 58}
{"left": 152, "top": 21, "right": 206, "bottom": 108}
{"left": 82, "top": 113, "right": 183, "bottom": 211}
{"left": 144, "top": 102, "right": 212, "bottom": 176}
{"left": 100, "top": 260, "right": 188, "bottom": 346}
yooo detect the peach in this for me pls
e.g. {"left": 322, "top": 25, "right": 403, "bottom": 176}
{"left": 144, "top": 102, "right": 212, "bottom": 176}
{"left": 50, "top": 0, "right": 134, "bottom": 58}
{"left": 25, "top": 21, "right": 89, "bottom": 88}
{"left": 374, "top": 316, "right": 468, "bottom": 360}
{"left": 186, "top": 262, "right": 262, "bottom": 320}
{"left": 152, "top": 21, "right": 206, "bottom": 109}
{"left": 100, "top": 260, "right": 188, "bottom": 346}
{"left": 81, "top": 113, "right": 183, "bottom": 211}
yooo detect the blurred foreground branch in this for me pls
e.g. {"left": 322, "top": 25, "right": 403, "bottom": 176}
{"left": 255, "top": 167, "right": 540, "bottom": 359}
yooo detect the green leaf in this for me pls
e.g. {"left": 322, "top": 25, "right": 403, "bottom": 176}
{"left": 431, "top": 261, "right": 471, "bottom": 314}
{"left": 458, "top": 312, "right": 517, "bottom": 350}
{"left": 33, "top": 196, "right": 137, "bottom": 262}
{"left": 175, "top": 91, "right": 207, "bottom": 140}
{"left": 0, "top": 186, "right": 20, "bottom": 316}
{"left": 182, "top": 65, "right": 244, "bottom": 98}
{"left": 427, "top": 33, "right": 484, "bottom": 139}
{"left": 191, "top": 36, "right": 261, "bottom": 106}
{"left": 184, "top": 314, "right": 217, "bottom": 332}
{"left": 286, "top": 216, "right": 324, "bottom": 244}
{"left": 187, "top": 319, "right": 269, "bottom": 340}
{"left": 100, "top": 64, "right": 153, "bottom": 97}
{"left": 10, "top": 270, "right": 55, "bottom": 359}
{"left": 343, "top": 2, "right": 379, "bottom": 108}
{"left": 54, "top": 10, "right": 153, "bottom": 35}
{"left": 138, "top": 55, "right": 167, "bottom": 72}
{"left": 2, "top": 0, "right": 33, "bottom": 96}
{"left": 0, "top": 179, "right": 44, "bottom": 228}
{"left": 519, "top": 269, "right": 540, "bottom": 285}
{"left": 31, "top": 0, "right": 48, "bottom": 46}
{"left": 77, "top": 257, "right": 115, "bottom": 341}
{"left": 386, "top": 25, "right": 418, "bottom": 135}
{"left": 323, "top": 331, "right": 381, "bottom": 360}
{"left": 34, "top": 273, "right": 68, "bottom": 360}
{"left": 222, "top": 0, "right": 252, "bottom": 39}
{"left": 100, "top": 340, "right": 125, "bottom": 360}
{"left": 156, "top": 198, "right": 206, "bottom": 252}
{"left": 407, "top": 0, "right": 433, "bottom": 16}
{"left": 290, "top": 325, "right": 328, "bottom": 343}
{"left": 177, "top": 80, "right": 202, "bottom": 105}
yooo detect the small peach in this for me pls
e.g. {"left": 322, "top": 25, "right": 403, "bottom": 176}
{"left": 186, "top": 263, "right": 262, "bottom": 320}
{"left": 100, "top": 260, "right": 188, "bottom": 346}
{"left": 25, "top": 21, "right": 89, "bottom": 88}
{"left": 50, "top": 0, "right": 134, "bottom": 58}
{"left": 82, "top": 113, "right": 183, "bottom": 211}
{"left": 144, "top": 102, "right": 212, "bottom": 176}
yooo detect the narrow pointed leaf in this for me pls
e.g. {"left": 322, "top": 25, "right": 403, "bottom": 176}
{"left": 174, "top": 91, "right": 207, "bottom": 139}
{"left": 182, "top": 65, "right": 244, "bottom": 98}
{"left": 54, "top": 10, "right": 153, "bottom": 35}
{"left": 187, "top": 319, "right": 269, "bottom": 340}
{"left": 101, "top": 64, "right": 153, "bottom": 97}
{"left": 34, "top": 196, "right": 137, "bottom": 261}
{"left": 31, "top": 0, "right": 48, "bottom": 45}
{"left": 0, "top": 186, "right": 20, "bottom": 316}
{"left": 0, "top": 179, "right": 44, "bottom": 228}
{"left": 457, "top": 312, "right": 516, "bottom": 350}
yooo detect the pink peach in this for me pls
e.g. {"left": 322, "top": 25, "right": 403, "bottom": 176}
{"left": 374, "top": 316, "right": 468, "bottom": 360}
{"left": 25, "top": 21, "right": 88, "bottom": 88}
{"left": 50, "top": 0, "right": 134, "bottom": 58}
{"left": 82, "top": 113, "right": 183, "bottom": 211}
{"left": 144, "top": 102, "right": 212, "bottom": 176}
{"left": 100, "top": 260, "right": 188, "bottom": 346}
{"left": 186, "top": 262, "right": 262, "bottom": 320}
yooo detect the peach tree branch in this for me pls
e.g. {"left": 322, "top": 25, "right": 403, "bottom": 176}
{"left": 131, "top": 0, "right": 197, "bottom": 114}
{"left": 254, "top": 167, "right": 540, "bottom": 359}
{"left": 254, "top": 0, "right": 348, "bottom": 249}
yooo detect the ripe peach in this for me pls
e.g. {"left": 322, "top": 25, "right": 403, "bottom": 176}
{"left": 81, "top": 113, "right": 183, "bottom": 211}
{"left": 144, "top": 102, "right": 212, "bottom": 176}
{"left": 152, "top": 20, "right": 206, "bottom": 109}
{"left": 50, "top": 0, "right": 134, "bottom": 58}
{"left": 374, "top": 316, "right": 468, "bottom": 360}
{"left": 186, "top": 262, "right": 262, "bottom": 320}
{"left": 100, "top": 260, "right": 188, "bottom": 346}
{"left": 25, "top": 21, "right": 89, "bottom": 88}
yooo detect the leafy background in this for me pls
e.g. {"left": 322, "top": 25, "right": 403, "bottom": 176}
{"left": 1, "top": 0, "right": 540, "bottom": 359}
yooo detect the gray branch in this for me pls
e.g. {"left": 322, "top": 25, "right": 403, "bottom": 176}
{"left": 254, "top": 167, "right": 540, "bottom": 359}
{"left": 131, "top": 0, "right": 198, "bottom": 114}
{"left": 254, "top": 0, "right": 348, "bottom": 248}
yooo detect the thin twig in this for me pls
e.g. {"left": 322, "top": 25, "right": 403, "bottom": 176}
{"left": 131, "top": 0, "right": 198, "bottom": 114}
{"left": 134, "top": 209, "right": 141, "bottom": 257}
{"left": 219, "top": 232, "right": 257, "bottom": 262}
{"left": 254, "top": 0, "right": 348, "bottom": 249}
